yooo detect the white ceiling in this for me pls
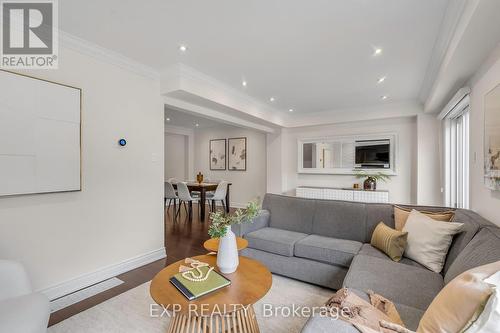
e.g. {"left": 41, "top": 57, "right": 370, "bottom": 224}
{"left": 59, "top": 0, "right": 450, "bottom": 114}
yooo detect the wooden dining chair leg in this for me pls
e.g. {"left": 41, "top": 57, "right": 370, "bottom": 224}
{"left": 167, "top": 199, "right": 172, "bottom": 212}
{"left": 221, "top": 200, "right": 226, "bottom": 212}
{"left": 211, "top": 200, "right": 216, "bottom": 212}
{"left": 175, "top": 201, "right": 181, "bottom": 218}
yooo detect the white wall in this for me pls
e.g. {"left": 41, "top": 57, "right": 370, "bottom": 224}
{"left": 468, "top": 49, "right": 500, "bottom": 226}
{"left": 417, "top": 114, "right": 443, "bottom": 206}
{"left": 165, "top": 133, "right": 187, "bottom": 180}
{"left": 269, "top": 117, "right": 418, "bottom": 204}
{"left": 194, "top": 125, "right": 267, "bottom": 207}
{"left": 0, "top": 46, "right": 164, "bottom": 293}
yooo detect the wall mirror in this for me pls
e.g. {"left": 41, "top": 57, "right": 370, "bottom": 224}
{"left": 298, "top": 134, "right": 397, "bottom": 175}
{"left": 484, "top": 84, "right": 500, "bottom": 190}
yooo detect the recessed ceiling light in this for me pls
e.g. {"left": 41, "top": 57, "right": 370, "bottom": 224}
{"left": 377, "top": 76, "right": 386, "bottom": 84}
{"left": 288, "top": 108, "right": 294, "bottom": 112}
{"left": 166, "top": 117, "right": 171, "bottom": 121}
{"left": 242, "top": 80, "right": 247, "bottom": 87}
{"left": 381, "top": 95, "right": 388, "bottom": 100}
{"left": 270, "top": 97, "right": 275, "bottom": 102}
{"left": 373, "top": 48, "right": 383, "bottom": 56}
{"left": 179, "top": 44, "right": 187, "bottom": 52}
{"left": 195, "top": 123, "right": 199, "bottom": 127}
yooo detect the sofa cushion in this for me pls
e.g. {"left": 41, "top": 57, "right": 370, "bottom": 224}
{"left": 311, "top": 200, "right": 367, "bottom": 242}
{"left": 365, "top": 203, "right": 395, "bottom": 242}
{"left": 394, "top": 205, "right": 454, "bottom": 230}
{"left": 403, "top": 209, "right": 464, "bottom": 273}
{"left": 263, "top": 194, "right": 315, "bottom": 234}
{"left": 245, "top": 227, "right": 308, "bottom": 257}
{"left": 370, "top": 222, "right": 407, "bottom": 262}
{"left": 343, "top": 254, "right": 444, "bottom": 310}
{"left": 442, "top": 210, "right": 490, "bottom": 275}
{"left": 295, "top": 235, "right": 362, "bottom": 268}
{"left": 358, "top": 244, "right": 426, "bottom": 269}
{"left": 445, "top": 226, "right": 500, "bottom": 284}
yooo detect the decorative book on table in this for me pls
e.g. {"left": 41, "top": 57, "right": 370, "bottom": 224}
{"left": 170, "top": 266, "right": 231, "bottom": 301}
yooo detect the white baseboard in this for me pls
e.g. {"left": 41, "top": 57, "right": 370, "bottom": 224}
{"left": 39, "top": 247, "right": 166, "bottom": 301}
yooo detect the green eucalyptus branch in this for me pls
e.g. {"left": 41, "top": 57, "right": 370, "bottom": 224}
{"left": 208, "top": 200, "right": 260, "bottom": 238}
{"left": 353, "top": 170, "right": 391, "bottom": 182}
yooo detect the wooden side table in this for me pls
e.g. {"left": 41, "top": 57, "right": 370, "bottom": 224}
{"left": 203, "top": 237, "right": 248, "bottom": 252}
{"left": 150, "top": 255, "right": 272, "bottom": 333}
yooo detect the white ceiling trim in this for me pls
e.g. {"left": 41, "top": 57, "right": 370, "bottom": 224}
{"left": 283, "top": 101, "right": 424, "bottom": 128}
{"left": 164, "top": 124, "right": 194, "bottom": 136}
{"left": 60, "top": 30, "right": 159, "bottom": 80}
{"left": 160, "top": 64, "right": 285, "bottom": 127}
{"left": 164, "top": 96, "right": 276, "bottom": 133}
{"left": 422, "top": 0, "right": 481, "bottom": 112}
{"left": 419, "top": 0, "right": 469, "bottom": 104}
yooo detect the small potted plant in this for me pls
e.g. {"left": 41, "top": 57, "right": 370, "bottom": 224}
{"left": 354, "top": 170, "right": 391, "bottom": 191}
{"left": 208, "top": 200, "right": 260, "bottom": 273}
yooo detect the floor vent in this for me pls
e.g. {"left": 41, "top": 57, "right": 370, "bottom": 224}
{"left": 50, "top": 277, "right": 124, "bottom": 313}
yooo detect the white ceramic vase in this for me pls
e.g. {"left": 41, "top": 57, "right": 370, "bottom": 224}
{"left": 217, "top": 227, "right": 239, "bottom": 273}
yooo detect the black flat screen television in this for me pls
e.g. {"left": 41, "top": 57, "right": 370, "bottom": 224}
{"left": 355, "top": 140, "right": 390, "bottom": 168}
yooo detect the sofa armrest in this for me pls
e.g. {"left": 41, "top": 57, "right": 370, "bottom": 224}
{"left": 0, "top": 260, "right": 32, "bottom": 301}
{"left": 232, "top": 209, "right": 270, "bottom": 237}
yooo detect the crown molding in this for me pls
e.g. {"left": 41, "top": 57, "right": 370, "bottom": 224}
{"left": 283, "top": 101, "right": 423, "bottom": 128}
{"left": 419, "top": 0, "right": 470, "bottom": 104}
{"left": 160, "top": 64, "right": 286, "bottom": 127}
{"left": 164, "top": 124, "right": 195, "bottom": 136}
{"left": 164, "top": 96, "right": 276, "bottom": 133}
{"left": 59, "top": 30, "right": 160, "bottom": 80}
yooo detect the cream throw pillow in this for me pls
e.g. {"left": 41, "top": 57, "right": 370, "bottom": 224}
{"left": 417, "top": 261, "right": 500, "bottom": 333}
{"left": 394, "top": 205, "right": 454, "bottom": 231}
{"left": 463, "top": 270, "right": 500, "bottom": 333}
{"left": 403, "top": 210, "right": 463, "bottom": 273}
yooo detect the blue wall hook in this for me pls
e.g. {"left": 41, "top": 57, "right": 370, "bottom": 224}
{"left": 118, "top": 138, "right": 127, "bottom": 147}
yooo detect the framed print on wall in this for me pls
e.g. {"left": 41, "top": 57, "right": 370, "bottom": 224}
{"left": 210, "top": 139, "right": 226, "bottom": 170}
{"left": 484, "top": 83, "right": 500, "bottom": 190}
{"left": 228, "top": 137, "right": 247, "bottom": 171}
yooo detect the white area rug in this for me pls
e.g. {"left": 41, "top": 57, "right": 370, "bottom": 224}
{"left": 48, "top": 275, "right": 333, "bottom": 333}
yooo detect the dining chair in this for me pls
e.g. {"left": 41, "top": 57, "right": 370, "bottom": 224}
{"left": 206, "top": 180, "right": 229, "bottom": 212}
{"left": 176, "top": 182, "right": 200, "bottom": 219}
{"left": 164, "top": 182, "right": 178, "bottom": 213}
{"left": 167, "top": 177, "right": 178, "bottom": 184}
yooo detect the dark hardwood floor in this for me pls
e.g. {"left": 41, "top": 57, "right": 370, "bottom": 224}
{"left": 49, "top": 203, "right": 234, "bottom": 326}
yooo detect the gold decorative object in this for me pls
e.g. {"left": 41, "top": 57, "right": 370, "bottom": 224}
{"left": 196, "top": 172, "right": 204, "bottom": 184}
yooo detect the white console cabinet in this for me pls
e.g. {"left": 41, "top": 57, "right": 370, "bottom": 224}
{"left": 296, "top": 186, "right": 389, "bottom": 203}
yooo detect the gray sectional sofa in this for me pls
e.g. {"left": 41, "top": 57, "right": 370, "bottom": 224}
{"left": 232, "top": 193, "right": 500, "bottom": 332}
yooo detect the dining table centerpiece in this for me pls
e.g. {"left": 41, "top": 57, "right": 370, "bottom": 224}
{"left": 208, "top": 200, "right": 260, "bottom": 273}
{"left": 196, "top": 172, "right": 204, "bottom": 184}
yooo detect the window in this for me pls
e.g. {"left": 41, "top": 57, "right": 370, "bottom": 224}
{"left": 442, "top": 93, "right": 470, "bottom": 208}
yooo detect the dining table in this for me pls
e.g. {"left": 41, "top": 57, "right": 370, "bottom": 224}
{"left": 171, "top": 181, "right": 232, "bottom": 220}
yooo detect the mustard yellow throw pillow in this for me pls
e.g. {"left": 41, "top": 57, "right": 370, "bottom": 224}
{"left": 371, "top": 222, "right": 408, "bottom": 262}
{"left": 417, "top": 260, "right": 500, "bottom": 333}
{"left": 394, "top": 205, "right": 455, "bottom": 231}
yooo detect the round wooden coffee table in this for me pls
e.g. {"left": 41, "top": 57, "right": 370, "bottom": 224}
{"left": 203, "top": 237, "right": 248, "bottom": 252}
{"left": 150, "top": 255, "right": 272, "bottom": 333}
